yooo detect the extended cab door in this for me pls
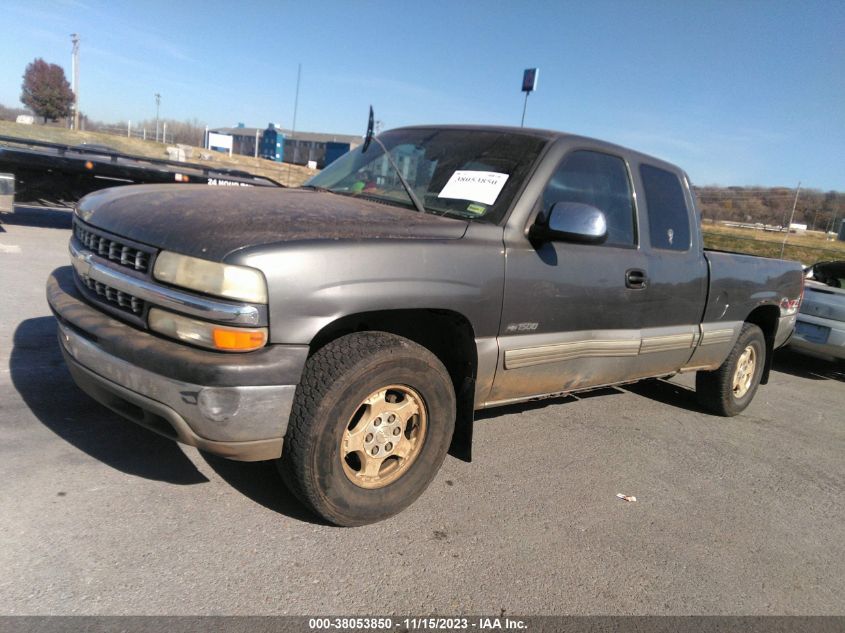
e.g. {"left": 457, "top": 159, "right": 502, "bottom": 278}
{"left": 487, "top": 145, "right": 710, "bottom": 406}
{"left": 487, "top": 144, "right": 650, "bottom": 405}
{"left": 630, "top": 161, "right": 707, "bottom": 376}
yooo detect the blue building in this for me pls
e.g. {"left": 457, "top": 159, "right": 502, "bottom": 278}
{"left": 260, "top": 123, "right": 285, "bottom": 162}
{"left": 210, "top": 125, "right": 360, "bottom": 168}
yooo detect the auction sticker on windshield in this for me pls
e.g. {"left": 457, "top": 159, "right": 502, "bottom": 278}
{"left": 438, "top": 170, "right": 509, "bottom": 205}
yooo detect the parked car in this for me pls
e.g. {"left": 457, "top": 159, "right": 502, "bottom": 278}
{"left": 789, "top": 260, "right": 845, "bottom": 361}
{"left": 46, "top": 125, "right": 804, "bottom": 525}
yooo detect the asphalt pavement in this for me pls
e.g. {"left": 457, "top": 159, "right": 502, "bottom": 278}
{"left": 1, "top": 208, "right": 843, "bottom": 615}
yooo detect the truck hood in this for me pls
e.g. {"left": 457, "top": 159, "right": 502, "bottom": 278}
{"left": 75, "top": 184, "right": 469, "bottom": 260}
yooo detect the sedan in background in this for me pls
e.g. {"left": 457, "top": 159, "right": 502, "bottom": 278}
{"left": 789, "top": 261, "right": 845, "bottom": 362}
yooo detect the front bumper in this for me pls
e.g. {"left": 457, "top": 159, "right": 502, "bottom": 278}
{"left": 47, "top": 266, "right": 309, "bottom": 461}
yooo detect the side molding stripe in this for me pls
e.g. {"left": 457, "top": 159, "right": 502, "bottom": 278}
{"left": 502, "top": 322, "right": 740, "bottom": 370}
{"left": 700, "top": 328, "right": 737, "bottom": 346}
{"left": 504, "top": 339, "right": 640, "bottom": 369}
{"left": 639, "top": 333, "right": 695, "bottom": 354}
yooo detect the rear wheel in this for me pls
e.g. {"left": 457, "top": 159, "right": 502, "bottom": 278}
{"left": 696, "top": 323, "right": 766, "bottom": 416}
{"left": 278, "top": 332, "right": 456, "bottom": 526}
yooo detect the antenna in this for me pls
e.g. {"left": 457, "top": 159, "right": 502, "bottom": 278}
{"left": 286, "top": 63, "right": 302, "bottom": 186}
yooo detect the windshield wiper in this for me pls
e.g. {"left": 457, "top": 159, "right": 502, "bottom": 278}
{"left": 362, "top": 107, "right": 426, "bottom": 214}
{"left": 300, "top": 184, "right": 354, "bottom": 197}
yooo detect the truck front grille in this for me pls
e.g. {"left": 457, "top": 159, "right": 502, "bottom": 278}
{"left": 74, "top": 222, "right": 152, "bottom": 273}
{"left": 80, "top": 276, "right": 145, "bottom": 315}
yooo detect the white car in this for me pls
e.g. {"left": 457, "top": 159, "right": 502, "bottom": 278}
{"left": 789, "top": 261, "right": 845, "bottom": 362}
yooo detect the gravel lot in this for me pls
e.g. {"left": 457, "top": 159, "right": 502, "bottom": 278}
{"left": 1, "top": 208, "right": 843, "bottom": 615}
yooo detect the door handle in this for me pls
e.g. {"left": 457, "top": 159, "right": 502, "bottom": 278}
{"left": 626, "top": 268, "right": 648, "bottom": 289}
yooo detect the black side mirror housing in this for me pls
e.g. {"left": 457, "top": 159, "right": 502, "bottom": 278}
{"left": 529, "top": 201, "right": 608, "bottom": 244}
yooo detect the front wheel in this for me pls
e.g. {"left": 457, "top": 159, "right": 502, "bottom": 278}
{"left": 278, "top": 332, "right": 456, "bottom": 526}
{"left": 696, "top": 323, "right": 766, "bottom": 416}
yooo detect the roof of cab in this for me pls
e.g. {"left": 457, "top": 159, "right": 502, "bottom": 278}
{"left": 389, "top": 124, "right": 685, "bottom": 176}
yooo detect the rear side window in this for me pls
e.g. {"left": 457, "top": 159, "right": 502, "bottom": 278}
{"left": 542, "top": 150, "right": 636, "bottom": 247}
{"left": 640, "top": 164, "right": 691, "bottom": 251}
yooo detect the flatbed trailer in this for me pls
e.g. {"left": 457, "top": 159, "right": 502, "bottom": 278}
{"left": 0, "top": 134, "right": 282, "bottom": 207}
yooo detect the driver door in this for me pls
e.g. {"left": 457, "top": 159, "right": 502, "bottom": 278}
{"left": 488, "top": 148, "right": 649, "bottom": 404}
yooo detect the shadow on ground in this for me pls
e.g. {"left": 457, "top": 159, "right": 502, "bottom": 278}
{"left": 10, "top": 316, "right": 323, "bottom": 522}
{"left": 773, "top": 348, "right": 845, "bottom": 382}
{"left": 11, "top": 316, "right": 208, "bottom": 484}
{"left": 1, "top": 205, "right": 73, "bottom": 229}
{"left": 624, "top": 378, "right": 706, "bottom": 414}
{"left": 199, "top": 454, "right": 326, "bottom": 525}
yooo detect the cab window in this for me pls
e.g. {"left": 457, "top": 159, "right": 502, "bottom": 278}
{"left": 640, "top": 164, "right": 691, "bottom": 251}
{"left": 542, "top": 150, "right": 636, "bottom": 247}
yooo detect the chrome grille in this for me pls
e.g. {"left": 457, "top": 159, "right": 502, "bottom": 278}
{"left": 80, "top": 276, "right": 145, "bottom": 315}
{"left": 74, "top": 222, "right": 151, "bottom": 273}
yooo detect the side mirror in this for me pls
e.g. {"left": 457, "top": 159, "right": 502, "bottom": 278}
{"left": 530, "top": 201, "right": 608, "bottom": 244}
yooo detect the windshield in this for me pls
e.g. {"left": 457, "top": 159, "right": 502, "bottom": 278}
{"left": 305, "top": 128, "right": 548, "bottom": 224}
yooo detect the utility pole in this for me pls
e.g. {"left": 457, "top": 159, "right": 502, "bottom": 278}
{"left": 155, "top": 93, "right": 161, "bottom": 142}
{"left": 70, "top": 34, "right": 80, "bottom": 130}
{"left": 779, "top": 181, "right": 801, "bottom": 259}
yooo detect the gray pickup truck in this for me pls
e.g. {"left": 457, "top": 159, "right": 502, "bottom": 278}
{"left": 47, "top": 125, "right": 803, "bottom": 525}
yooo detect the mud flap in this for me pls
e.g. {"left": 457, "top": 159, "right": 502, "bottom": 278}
{"left": 448, "top": 376, "right": 474, "bottom": 462}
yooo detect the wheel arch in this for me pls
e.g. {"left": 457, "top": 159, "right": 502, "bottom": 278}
{"left": 309, "top": 308, "right": 478, "bottom": 461}
{"left": 744, "top": 304, "right": 780, "bottom": 385}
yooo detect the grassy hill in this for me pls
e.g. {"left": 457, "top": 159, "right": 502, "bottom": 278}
{"left": 0, "top": 120, "right": 317, "bottom": 187}
{"left": 702, "top": 222, "right": 845, "bottom": 265}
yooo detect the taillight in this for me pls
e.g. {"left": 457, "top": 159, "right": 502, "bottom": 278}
{"left": 780, "top": 280, "right": 804, "bottom": 316}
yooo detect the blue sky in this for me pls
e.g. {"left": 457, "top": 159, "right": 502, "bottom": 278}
{"left": 3, "top": 0, "right": 843, "bottom": 190}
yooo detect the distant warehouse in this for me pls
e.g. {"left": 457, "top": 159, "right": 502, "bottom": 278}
{"left": 209, "top": 124, "right": 361, "bottom": 168}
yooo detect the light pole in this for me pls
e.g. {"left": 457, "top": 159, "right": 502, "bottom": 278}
{"left": 520, "top": 68, "right": 538, "bottom": 127}
{"left": 70, "top": 34, "right": 80, "bottom": 130}
{"left": 155, "top": 93, "right": 161, "bottom": 142}
{"left": 779, "top": 182, "right": 801, "bottom": 259}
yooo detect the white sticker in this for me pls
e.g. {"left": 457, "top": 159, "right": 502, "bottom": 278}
{"left": 437, "top": 170, "right": 509, "bottom": 206}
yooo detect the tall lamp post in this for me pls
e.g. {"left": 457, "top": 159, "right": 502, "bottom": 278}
{"left": 155, "top": 93, "right": 161, "bottom": 142}
{"left": 520, "top": 68, "right": 538, "bottom": 127}
{"left": 70, "top": 34, "right": 80, "bottom": 130}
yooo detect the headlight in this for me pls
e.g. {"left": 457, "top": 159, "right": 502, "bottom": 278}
{"left": 149, "top": 308, "right": 267, "bottom": 352}
{"left": 153, "top": 251, "right": 268, "bottom": 304}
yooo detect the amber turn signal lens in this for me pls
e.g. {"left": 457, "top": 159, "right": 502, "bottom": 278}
{"left": 212, "top": 327, "right": 267, "bottom": 351}
{"left": 148, "top": 308, "right": 267, "bottom": 353}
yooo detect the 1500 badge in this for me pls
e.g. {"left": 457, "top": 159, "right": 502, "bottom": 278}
{"left": 505, "top": 322, "right": 539, "bottom": 332}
